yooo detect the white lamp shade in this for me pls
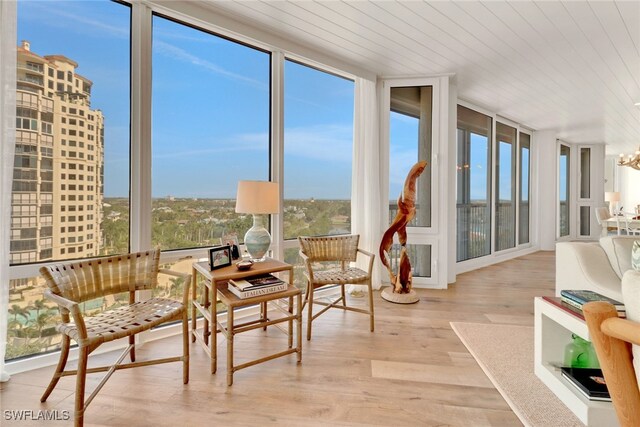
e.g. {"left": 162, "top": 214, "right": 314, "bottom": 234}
{"left": 604, "top": 191, "right": 621, "bottom": 202}
{"left": 235, "top": 181, "right": 280, "bottom": 214}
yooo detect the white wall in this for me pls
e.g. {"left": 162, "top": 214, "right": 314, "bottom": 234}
{"left": 535, "top": 130, "right": 558, "bottom": 250}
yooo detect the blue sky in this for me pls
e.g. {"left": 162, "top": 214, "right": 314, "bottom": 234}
{"left": 389, "top": 112, "right": 419, "bottom": 199}
{"left": 470, "top": 133, "right": 489, "bottom": 201}
{"left": 18, "top": 1, "right": 131, "bottom": 197}
{"left": 20, "top": 0, "right": 355, "bottom": 199}
{"left": 560, "top": 152, "right": 568, "bottom": 201}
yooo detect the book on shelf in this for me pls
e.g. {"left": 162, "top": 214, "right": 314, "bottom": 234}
{"left": 227, "top": 281, "right": 287, "bottom": 299}
{"left": 560, "top": 367, "right": 611, "bottom": 402}
{"left": 229, "top": 274, "right": 284, "bottom": 291}
{"left": 560, "top": 290, "right": 625, "bottom": 311}
{"left": 558, "top": 295, "right": 626, "bottom": 318}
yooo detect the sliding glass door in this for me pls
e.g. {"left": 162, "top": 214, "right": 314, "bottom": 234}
{"left": 456, "top": 106, "right": 492, "bottom": 261}
{"left": 518, "top": 132, "right": 530, "bottom": 244}
{"left": 388, "top": 85, "right": 434, "bottom": 281}
{"left": 456, "top": 106, "right": 532, "bottom": 264}
{"left": 559, "top": 144, "right": 571, "bottom": 238}
{"left": 495, "top": 122, "right": 517, "bottom": 251}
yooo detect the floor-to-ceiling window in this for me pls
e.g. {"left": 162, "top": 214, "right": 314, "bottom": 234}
{"left": 5, "top": 1, "right": 358, "bottom": 367}
{"left": 282, "top": 60, "right": 354, "bottom": 240}
{"left": 282, "top": 60, "right": 354, "bottom": 284}
{"left": 456, "top": 106, "right": 532, "bottom": 265}
{"left": 518, "top": 132, "right": 531, "bottom": 244}
{"left": 456, "top": 106, "right": 492, "bottom": 261}
{"left": 559, "top": 144, "right": 571, "bottom": 237}
{"left": 495, "top": 122, "right": 517, "bottom": 251}
{"left": 151, "top": 14, "right": 270, "bottom": 252}
{"left": 578, "top": 147, "right": 591, "bottom": 237}
{"left": 8, "top": 0, "right": 131, "bottom": 360}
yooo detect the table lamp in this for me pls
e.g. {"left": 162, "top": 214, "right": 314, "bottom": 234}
{"left": 604, "top": 191, "right": 621, "bottom": 215}
{"left": 235, "top": 180, "right": 279, "bottom": 262}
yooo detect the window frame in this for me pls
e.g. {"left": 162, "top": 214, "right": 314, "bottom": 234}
{"left": 281, "top": 57, "right": 355, "bottom": 243}
{"left": 6, "top": 0, "right": 360, "bottom": 371}
{"left": 456, "top": 101, "right": 535, "bottom": 273}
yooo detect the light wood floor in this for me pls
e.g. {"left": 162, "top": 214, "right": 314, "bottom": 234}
{"left": 0, "top": 251, "right": 555, "bottom": 426}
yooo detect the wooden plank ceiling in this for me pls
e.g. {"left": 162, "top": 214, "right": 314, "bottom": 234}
{"left": 200, "top": 0, "right": 640, "bottom": 155}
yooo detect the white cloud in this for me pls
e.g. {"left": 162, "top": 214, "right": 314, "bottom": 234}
{"left": 153, "top": 40, "right": 267, "bottom": 89}
{"left": 283, "top": 124, "right": 353, "bottom": 162}
{"left": 23, "top": 2, "right": 129, "bottom": 39}
{"left": 153, "top": 137, "right": 267, "bottom": 160}
{"left": 153, "top": 124, "right": 354, "bottom": 163}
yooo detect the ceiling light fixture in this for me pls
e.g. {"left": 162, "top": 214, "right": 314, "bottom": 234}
{"left": 618, "top": 148, "right": 640, "bottom": 170}
{"left": 619, "top": 102, "right": 640, "bottom": 168}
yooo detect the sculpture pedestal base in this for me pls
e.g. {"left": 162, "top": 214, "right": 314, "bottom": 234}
{"left": 380, "top": 287, "right": 419, "bottom": 304}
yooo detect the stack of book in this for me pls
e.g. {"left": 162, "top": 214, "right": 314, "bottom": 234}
{"left": 561, "top": 367, "right": 611, "bottom": 402}
{"left": 560, "top": 290, "right": 626, "bottom": 318}
{"left": 228, "top": 274, "right": 287, "bottom": 299}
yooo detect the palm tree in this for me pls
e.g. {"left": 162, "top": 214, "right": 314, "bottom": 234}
{"left": 34, "top": 312, "right": 53, "bottom": 337}
{"left": 8, "top": 304, "right": 29, "bottom": 323}
{"left": 31, "top": 298, "right": 51, "bottom": 319}
{"left": 169, "top": 277, "right": 184, "bottom": 299}
{"left": 8, "top": 319, "right": 24, "bottom": 337}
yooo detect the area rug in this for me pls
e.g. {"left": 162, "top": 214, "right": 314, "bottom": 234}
{"left": 450, "top": 322, "right": 584, "bottom": 427}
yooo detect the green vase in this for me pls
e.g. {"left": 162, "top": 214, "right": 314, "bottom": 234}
{"left": 564, "top": 334, "right": 600, "bottom": 368}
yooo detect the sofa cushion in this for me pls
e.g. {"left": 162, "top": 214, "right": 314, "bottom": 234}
{"left": 600, "top": 236, "right": 638, "bottom": 279}
{"left": 633, "top": 241, "right": 640, "bottom": 271}
{"left": 621, "top": 270, "right": 640, "bottom": 390}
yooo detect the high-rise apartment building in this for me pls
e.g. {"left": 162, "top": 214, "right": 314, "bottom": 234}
{"left": 12, "top": 41, "right": 104, "bottom": 264}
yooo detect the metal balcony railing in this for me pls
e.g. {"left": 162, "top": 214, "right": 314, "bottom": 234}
{"left": 456, "top": 202, "right": 491, "bottom": 261}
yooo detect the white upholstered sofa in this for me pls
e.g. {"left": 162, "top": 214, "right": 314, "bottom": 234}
{"left": 556, "top": 236, "right": 639, "bottom": 302}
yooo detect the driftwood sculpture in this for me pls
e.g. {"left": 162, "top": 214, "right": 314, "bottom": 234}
{"left": 379, "top": 160, "right": 427, "bottom": 304}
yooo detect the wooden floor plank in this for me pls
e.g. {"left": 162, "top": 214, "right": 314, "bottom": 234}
{"left": 2, "top": 251, "right": 555, "bottom": 426}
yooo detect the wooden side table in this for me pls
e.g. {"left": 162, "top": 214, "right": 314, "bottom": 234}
{"left": 191, "top": 258, "right": 302, "bottom": 385}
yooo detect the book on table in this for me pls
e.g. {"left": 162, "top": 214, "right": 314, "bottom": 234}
{"left": 228, "top": 274, "right": 287, "bottom": 299}
{"left": 560, "top": 367, "right": 611, "bottom": 402}
{"left": 560, "top": 290, "right": 625, "bottom": 311}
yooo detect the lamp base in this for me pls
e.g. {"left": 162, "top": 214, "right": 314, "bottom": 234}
{"left": 244, "top": 214, "right": 271, "bottom": 262}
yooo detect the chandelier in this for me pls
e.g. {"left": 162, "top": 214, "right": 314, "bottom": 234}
{"left": 618, "top": 148, "right": 640, "bottom": 170}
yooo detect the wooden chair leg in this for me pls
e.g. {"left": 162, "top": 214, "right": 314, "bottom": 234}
{"left": 182, "top": 310, "right": 189, "bottom": 384}
{"left": 128, "top": 335, "right": 135, "bottom": 362}
{"left": 227, "top": 308, "right": 234, "bottom": 386}
{"left": 302, "top": 279, "right": 310, "bottom": 310}
{"left": 74, "top": 346, "right": 89, "bottom": 427}
{"left": 341, "top": 284, "right": 347, "bottom": 307}
{"left": 261, "top": 301, "right": 267, "bottom": 331}
{"left": 191, "top": 269, "right": 197, "bottom": 343}
{"left": 41, "top": 335, "right": 71, "bottom": 402}
{"left": 368, "top": 279, "right": 375, "bottom": 332}
{"left": 307, "top": 284, "right": 314, "bottom": 341}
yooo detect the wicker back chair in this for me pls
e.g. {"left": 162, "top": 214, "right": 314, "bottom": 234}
{"left": 298, "top": 235, "right": 375, "bottom": 340}
{"left": 39, "top": 249, "right": 191, "bottom": 427}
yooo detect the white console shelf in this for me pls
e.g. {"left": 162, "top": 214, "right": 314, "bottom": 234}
{"left": 534, "top": 297, "right": 619, "bottom": 427}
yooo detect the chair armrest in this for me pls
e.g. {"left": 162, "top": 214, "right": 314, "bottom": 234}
{"left": 357, "top": 248, "right": 374, "bottom": 258}
{"left": 43, "top": 288, "right": 78, "bottom": 311}
{"left": 43, "top": 289, "right": 89, "bottom": 341}
{"left": 298, "top": 250, "right": 314, "bottom": 280}
{"left": 357, "top": 248, "right": 376, "bottom": 275}
{"left": 602, "top": 317, "right": 640, "bottom": 347}
{"left": 298, "top": 250, "right": 310, "bottom": 266}
{"left": 158, "top": 269, "right": 192, "bottom": 305}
